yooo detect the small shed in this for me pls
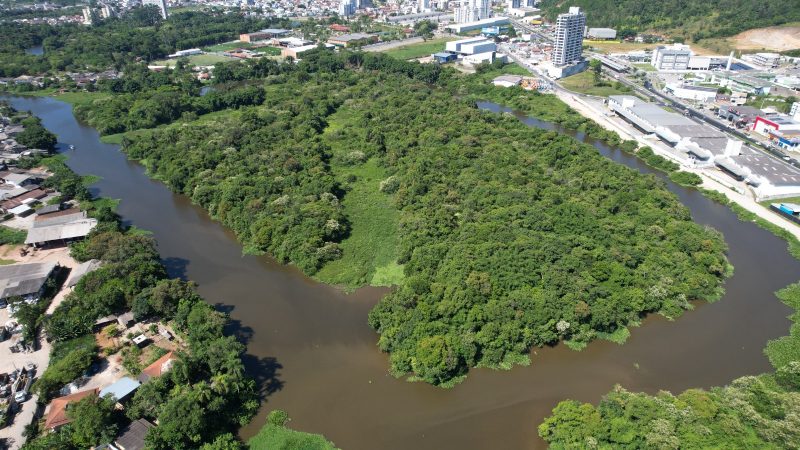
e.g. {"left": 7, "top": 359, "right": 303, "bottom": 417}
{"left": 132, "top": 334, "right": 149, "bottom": 348}
{"left": 117, "top": 312, "right": 135, "bottom": 328}
{"left": 433, "top": 52, "right": 457, "bottom": 64}
{"left": 93, "top": 314, "right": 118, "bottom": 332}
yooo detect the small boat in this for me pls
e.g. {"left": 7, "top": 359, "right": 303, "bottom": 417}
{"left": 69, "top": 145, "right": 75, "bottom": 150}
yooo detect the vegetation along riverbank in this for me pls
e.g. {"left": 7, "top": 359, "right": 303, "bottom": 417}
{"left": 63, "top": 50, "right": 731, "bottom": 387}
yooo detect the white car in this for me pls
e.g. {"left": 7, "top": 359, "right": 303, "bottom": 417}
{"left": 14, "top": 390, "right": 27, "bottom": 403}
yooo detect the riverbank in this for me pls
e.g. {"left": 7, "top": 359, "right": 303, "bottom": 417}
{"left": 554, "top": 89, "right": 800, "bottom": 241}
{"left": 5, "top": 88, "right": 800, "bottom": 450}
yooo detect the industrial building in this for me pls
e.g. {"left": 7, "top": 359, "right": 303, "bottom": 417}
{"left": 327, "top": 33, "right": 379, "bottom": 47}
{"left": 445, "top": 17, "right": 510, "bottom": 33}
{"left": 281, "top": 44, "right": 323, "bottom": 59}
{"left": 432, "top": 52, "right": 458, "bottom": 63}
{"left": 664, "top": 84, "right": 718, "bottom": 102}
{"left": 651, "top": 44, "right": 691, "bottom": 70}
{"left": 608, "top": 95, "right": 800, "bottom": 199}
{"left": 711, "top": 72, "right": 772, "bottom": 95}
{"left": 0, "top": 261, "right": 57, "bottom": 303}
{"left": 586, "top": 28, "right": 616, "bottom": 40}
{"left": 753, "top": 115, "right": 800, "bottom": 136}
{"left": 551, "top": 7, "right": 585, "bottom": 66}
{"left": 445, "top": 37, "right": 496, "bottom": 55}
{"left": 239, "top": 29, "right": 290, "bottom": 42}
{"left": 752, "top": 52, "right": 781, "bottom": 68}
{"left": 167, "top": 48, "right": 202, "bottom": 59}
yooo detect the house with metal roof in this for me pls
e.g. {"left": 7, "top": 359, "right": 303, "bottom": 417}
{"left": 0, "top": 261, "right": 57, "bottom": 302}
{"left": 100, "top": 377, "right": 140, "bottom": 405}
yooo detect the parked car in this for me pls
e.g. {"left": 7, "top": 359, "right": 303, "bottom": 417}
{"left": 14, "top": 390, "right": 27, "bottom": 403}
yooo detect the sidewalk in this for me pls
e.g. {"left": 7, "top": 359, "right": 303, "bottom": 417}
{"left": 555, "top": 90, "right": 800, "bottom": 241}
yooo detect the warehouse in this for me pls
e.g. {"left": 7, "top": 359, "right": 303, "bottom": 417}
{"left": 0, "top": 261, "right": 57, "bottom": 303}
{"left": 327, "top": 33, "right": 379, "bottom": 47}
{"left": 608, "top": 95, "right": 800, "bottom": 199}
{"left": 586, "top": 28, "right": 616, "bottom": 40}
{"left": 444, "top": 17, "right": 510, "bottom": 34}
{"left": 665, "top": 84, "right": 718, "bottom": 102}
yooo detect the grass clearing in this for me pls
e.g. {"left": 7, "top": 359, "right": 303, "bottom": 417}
{"left": 384, "top": 37, "right": 456, "bottom": 60}
{"left": 248, "top": 424, "right": 337, "bottom": 450}
{"left": 314, "top": 106, "right": 403, "bottom": 289}
{"left": 559, "top": 70, "right": 632, "bottom": 97}
{"left": 203, "top": 41, "right": 253, "bottom": 52}
{"left": 314, "top": 158, "right": 403, "bottom": 289}
{"left": 151, "top": 53, "right": 238, "bottom": 68}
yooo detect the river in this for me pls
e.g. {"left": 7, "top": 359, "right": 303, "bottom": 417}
{"left": 2, "top": 94, "right": 798, "bottom": 450}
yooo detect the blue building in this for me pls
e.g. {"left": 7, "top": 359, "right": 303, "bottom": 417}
{"left": 433, "top": 52, "right": 457, "bottom": 64}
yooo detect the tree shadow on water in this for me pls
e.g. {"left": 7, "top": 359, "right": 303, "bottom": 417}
{"left": 161, "top": 256, "right": 189, "bottom": 280}
{"left": 242, "top": 354, "right": 285, "bottom": 400}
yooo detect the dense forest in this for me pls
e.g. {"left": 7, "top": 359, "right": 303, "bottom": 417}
{"left": 109, "top": 51, "right": 730, "bottom": 385}
{"left": 540, "top": 282, "right": 800, "bottom": 448}
{"left": 539, "top": 0, "right": 800, "bottom": 42}
{"left": 12, "top": 156, "right": 259, "bottom": 449}
{"left": 0, "top": 9, "right": 287, "bottom": 76}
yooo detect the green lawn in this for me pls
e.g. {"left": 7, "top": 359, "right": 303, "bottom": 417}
{"left": 313, "top": 107, "right": 404, "bottom": 289}
{"left": 384, "top": 37, "right": 456, "bottom": 60}
{"left": 151, "top": 53, "right": 237, "bottom": 67}
{"left": 632, "top": 63, "right": 657, "bottom": 72}
{"left": 248, "top": 424, "right": 337, "bottom": 450}
{"left": 203, "top": 41, "right": 254, "bottom": 52}
{"left": 559, "top": 70, "right": 632, "bottom": 97}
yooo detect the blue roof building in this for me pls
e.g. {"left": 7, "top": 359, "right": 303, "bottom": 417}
{"left": 100, "top": 377, "right": 141, "bottom": 404}
{"left": 433, "top": 52, "right": 457, "bottom": 64}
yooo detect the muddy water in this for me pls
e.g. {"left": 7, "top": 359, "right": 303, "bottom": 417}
{"left": 3, "top": 94, "right": 797, "bottom": 450}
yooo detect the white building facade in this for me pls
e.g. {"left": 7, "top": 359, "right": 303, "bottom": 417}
{"left": 551, "top": 7, "right": 585, "bottom": 66}
{"left": 453, "top": 0, "right": 490, "bottom": 24}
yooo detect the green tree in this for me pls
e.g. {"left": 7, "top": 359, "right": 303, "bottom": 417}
{"left": 65, "top": 394, "right": 118, "bottom": 448}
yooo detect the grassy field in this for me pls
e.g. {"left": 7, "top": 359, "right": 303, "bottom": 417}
{"left": 151, "top": 53, "right": 237, "bottom": 67}
{"left": 632, "top": 63, "right": 656, "bottom": 72}
{"left": 384, "top": 37, "right": 456, "bottom": 60}
{"left": 314, "top": 107, "right": 404, "bottom": 289}
{"left": 559, "top": 70, "right": 632, "bottom": 97}
{"left": 203, "top": 41, "right": 254, "bottom": 52}
{"left": 248, "top": 424, "right": 337, "bottom": 450}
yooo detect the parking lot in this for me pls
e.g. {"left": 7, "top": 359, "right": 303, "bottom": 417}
{"left": 0, "top": 307, "right": 51, "bottom": 450}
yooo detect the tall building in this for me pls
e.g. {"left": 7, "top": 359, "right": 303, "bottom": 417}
{"left": 339, "top": 0, "right": 355, "bottom": 17}
{"left": 453, "top": 0, "right": 490, "bottom": 23}
{"left": 507, "top": 0, "right": 521, "bottom": 9}
{"left": 81, "top": 6, "right": 93, "bottom": 25}
{"left": 142, "top": 0, "right": 168, "bottom": 19}
{"left": 551, "top": 6, "right": 585, "bottom": 66}
{"left": 418, "top": 0, "right": 430, "bottom": 12}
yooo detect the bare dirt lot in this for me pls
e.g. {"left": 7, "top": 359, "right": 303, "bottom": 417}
{"left": 731, "top": 26, "right": 800, "bottom": 51}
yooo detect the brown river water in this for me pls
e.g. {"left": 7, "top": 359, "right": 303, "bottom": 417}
{"left": 3, "top": 95, "right": 798, "bottom": 449}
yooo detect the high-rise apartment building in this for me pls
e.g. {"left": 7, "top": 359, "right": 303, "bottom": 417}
{"left": 551, "top": 6, "right": 585, "bottom": 66}
{"left": 453, "top": 0, "right": 490, "bottom": 23}
{"left": 339, "top": 0, "right": 355, "bottom": 17}
{"left": 418, "top": 0, "right": 430, "bottom": 12}
{"left": 143, "top": 0, "right": 168, "bottom": 19}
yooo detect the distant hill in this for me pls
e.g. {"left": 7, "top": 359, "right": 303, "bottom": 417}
{"left": 538, "top": 0, "right": 800, "bottom": 42}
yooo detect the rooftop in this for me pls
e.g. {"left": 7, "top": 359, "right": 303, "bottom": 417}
{"left": 44, "top": 388, "right": 99, "bottom": 430}
{"left": 138, "top": 351, "right": 177, "bottom": 383}
{"left": 329, "top": 33, "right": 376, "bottom": 42}
{"left": 66, "top": 259, "right": 101, "bottom": 288}
{"left": 0, "top": 261, "right": 57, "bottom": 299}
{"left": 25, "top": 218, "right": 98, "bottom": 245}
{"left": 100, "top": 377, "right": 140, "bottom": 402}
{"left": 114, "top": 418, "right": 155, "bottom": 450}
